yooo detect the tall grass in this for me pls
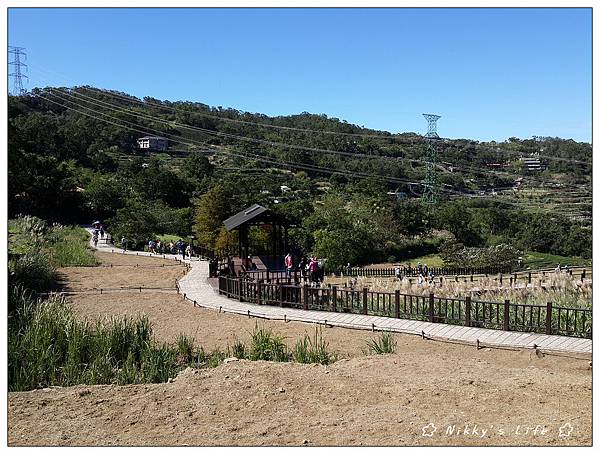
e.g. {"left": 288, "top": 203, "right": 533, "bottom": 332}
{"left": 326, "top": 271, "right": 592, "bottom": 309}
{"left": 366, "top": 331, "right": 397, "bottom": 355}
{"left": 45, "top": 225, "right": 98, "bottom": 267}
{"left": 8, "top": 286, "right": 178, "bottom": 391}
{"left": 248, "top": 323, "right": 290, "bottom": 362}
{"left": 293, "top": 326, "right": 335, "bottom": 365}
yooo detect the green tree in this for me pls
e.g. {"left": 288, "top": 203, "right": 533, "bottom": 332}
{"left": 181, "top": 152, "right": 214, "bottom": 180}
{"left": 193, "top": 186, "right": 234, "bottom": 248}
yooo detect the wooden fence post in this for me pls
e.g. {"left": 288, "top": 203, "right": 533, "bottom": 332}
{"left": 279, "top": 283, "right": 284, "bottom": 307}
{"left": 503, "top": 299, "right": 510, "bottom": 331}
{"left": 546, "top": 301, "right": 553, "bottom": 335}
{"left": 528, "top": 272, "right": 531, "bottom": 284}
{"left": 332, "top": 286, "right": 337, "bottom": 312}
{"left": 465, "top": 296, "right": 471, "bottom": 327}
{"left": 395, "top": 290, "right": 400, "bottom": 318}
{"left": 238, "top": 277, "right": 243, "bottom": 302}
{"left": 429, "top": 293, "right": 435, "bottom": 322}
{"left": 257, "top": 281, "right": 262, "bottom": 305}
{"left": 266, "top": 269, "right": 270, "bottom": 282}
{"left": 303, "top": 284, "right": 308, "bottom": 310}
{"left": 500, "top": 274, "right": 503, "bottom": 285}
{"left": 362, "top": 288, "right": 368, "bottom": 315}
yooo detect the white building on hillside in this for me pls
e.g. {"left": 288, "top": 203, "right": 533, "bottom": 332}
{"left": 137, "top": 136, "right": 168, "bottom": 151}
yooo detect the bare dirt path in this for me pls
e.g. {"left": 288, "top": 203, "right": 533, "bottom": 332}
{"left": 8, "top": 251, "right": 592, "bottom": 446}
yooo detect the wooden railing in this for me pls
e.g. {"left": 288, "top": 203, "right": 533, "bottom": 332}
{"left": 217, "top": 276, "right": 592, "bottom": 339}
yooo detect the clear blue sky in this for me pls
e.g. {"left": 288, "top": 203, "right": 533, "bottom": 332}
{"left": 8, "top": 7, "right": 592, "bottom": 142}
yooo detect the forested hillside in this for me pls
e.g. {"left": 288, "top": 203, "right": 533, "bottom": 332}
{"left": 8, "top": 87, "right": 592, "bottom": 267}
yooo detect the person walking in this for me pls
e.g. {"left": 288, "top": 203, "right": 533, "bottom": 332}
{"left": 121, "top": 236, "right": 128, "bottom": 252}
{"left": 93, "top": 233, "right": 99, "bottom": 248}
{"left": 186, "top": 244, "right": 192, "bottom": 260}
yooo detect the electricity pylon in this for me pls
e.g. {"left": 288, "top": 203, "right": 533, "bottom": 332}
{"left": 8, "top": 46, "right": 28, "bottom": 95}
{"left": 421, "top": 113, "right": 441, "bottom": 205}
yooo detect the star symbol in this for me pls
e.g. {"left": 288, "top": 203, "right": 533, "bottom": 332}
{"left": 558, "top": 422, "right": 574, "bottom": 438}
{"left": 421, "top": 422, "right": 437, "bottom": 437}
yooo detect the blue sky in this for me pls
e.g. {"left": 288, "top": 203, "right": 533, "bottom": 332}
{"left": 8, "top": 8, "right": 592, "bottom": 142}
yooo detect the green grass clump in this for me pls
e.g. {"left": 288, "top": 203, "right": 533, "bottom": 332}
{"left": 249, "top": 323, "right": 290, "bottom": 362}
{"left": 231, "top": 338, "right": 247, "bottom": 360}
{"left": 366, "top": 331, "right": 397, "bottom": 355}
{"left": 207, "top": 348, "right": 226, "bottom": 368}
{"left": 176, "top": 334, "right": 196, "bottom": 364}
{"left": 293, "top": 326, "right": 335, "bottom": 365}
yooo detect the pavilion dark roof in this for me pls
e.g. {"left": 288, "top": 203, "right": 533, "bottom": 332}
{"left": 223, "top": 204, "right": 275, "bottom": 231}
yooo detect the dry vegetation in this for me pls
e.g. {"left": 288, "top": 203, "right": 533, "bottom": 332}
{"left": 325, "top": 272, "right": 592, "bottom": 309}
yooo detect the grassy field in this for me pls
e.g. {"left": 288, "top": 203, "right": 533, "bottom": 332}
{"left": 521, "top": 251, "right": 592, "bottom": 269}
{"left": 368, "top": 251, "right": 591, "bottom": 271}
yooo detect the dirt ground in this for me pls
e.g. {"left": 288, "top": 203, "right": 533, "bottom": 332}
{"left": 8, "top": 251, "right": 592, "bottom": 446}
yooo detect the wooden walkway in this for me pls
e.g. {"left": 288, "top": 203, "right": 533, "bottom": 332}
{"left": 88, "top": 231, "right": 591, "bottom": 355}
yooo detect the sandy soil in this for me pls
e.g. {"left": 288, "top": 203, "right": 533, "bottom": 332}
{"left": 8, "top": 251, "right": 592, "bottom": 446}
{"left": 56, "top": 251, "right": 187, "bottom": 290}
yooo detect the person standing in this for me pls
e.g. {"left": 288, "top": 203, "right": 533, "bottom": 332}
{"left": 121, "top": 236, "right": 128, "bottom": 252}
{"left": 285, "top": 252, "right": 293, "bottom": 278}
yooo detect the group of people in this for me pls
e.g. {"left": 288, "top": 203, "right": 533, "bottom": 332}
{"left": 395, "top": 262, "right": 435, "bottom": 285}
{"left": 91, "top": 221, "right": 107, "bottom": 248}
{"left": 285, "top": 253, "right": 324, "bottom": 284}
{"left": 147, "top": 238, "right": 193, "bottom": 258}
{"left": 115, "top": 235, "right": 193, "bottom": 259}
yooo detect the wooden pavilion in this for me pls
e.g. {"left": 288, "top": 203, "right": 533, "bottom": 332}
{"left": 223, "top": 204, "right": 291, "bottom": 270}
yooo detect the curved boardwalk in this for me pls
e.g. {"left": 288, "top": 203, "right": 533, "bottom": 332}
{"left": 88, "top": 230, "right": 591, "bottom": 355}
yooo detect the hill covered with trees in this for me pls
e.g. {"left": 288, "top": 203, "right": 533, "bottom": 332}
{"left": 8, "top": 87, "right": 592, "bottom": 267}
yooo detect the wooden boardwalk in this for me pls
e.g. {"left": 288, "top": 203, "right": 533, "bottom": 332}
{"left": 88, "top": 231, "right": 592, "bottom": 355}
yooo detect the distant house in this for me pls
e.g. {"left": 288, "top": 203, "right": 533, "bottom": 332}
{"left": 519, "top": 156, "right": 545, "bottom": 171}
{"left": 137, "top": 136, "right": 168, "bottom": 151}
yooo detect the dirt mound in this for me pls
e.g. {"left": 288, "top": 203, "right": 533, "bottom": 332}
{"left": 9, "top": 353, "right": 591, "bottom": 446}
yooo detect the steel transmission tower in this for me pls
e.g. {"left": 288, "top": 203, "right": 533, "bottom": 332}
{"left": 421, "top": 113, "right": 441, "bottom": 205}
{"left": 8, "top": 46, "right": 28, "bottom": 95}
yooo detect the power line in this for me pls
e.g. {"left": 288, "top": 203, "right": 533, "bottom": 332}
{"left": 37, "top": 91, "right": 454, "bottom": 190}
{"left": 28, "top": 62, "right": 415, "bottom": 141}
{"left": 26, "top": 93, "right": 594, "bottom": 218}
{"left": 38, "top": 85, "right": 589, "bottom": 192}
{"left": 44, "top": 86, "right": 431, "bottom": 167}
{"left": 28, "top": 63, "right": 591, "bottom": 166}
{"left": 37, "top": 89, "right": 591, "bottom": 200}
{"left": 8, "top": 46, "right": 28, "bottom": 95}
